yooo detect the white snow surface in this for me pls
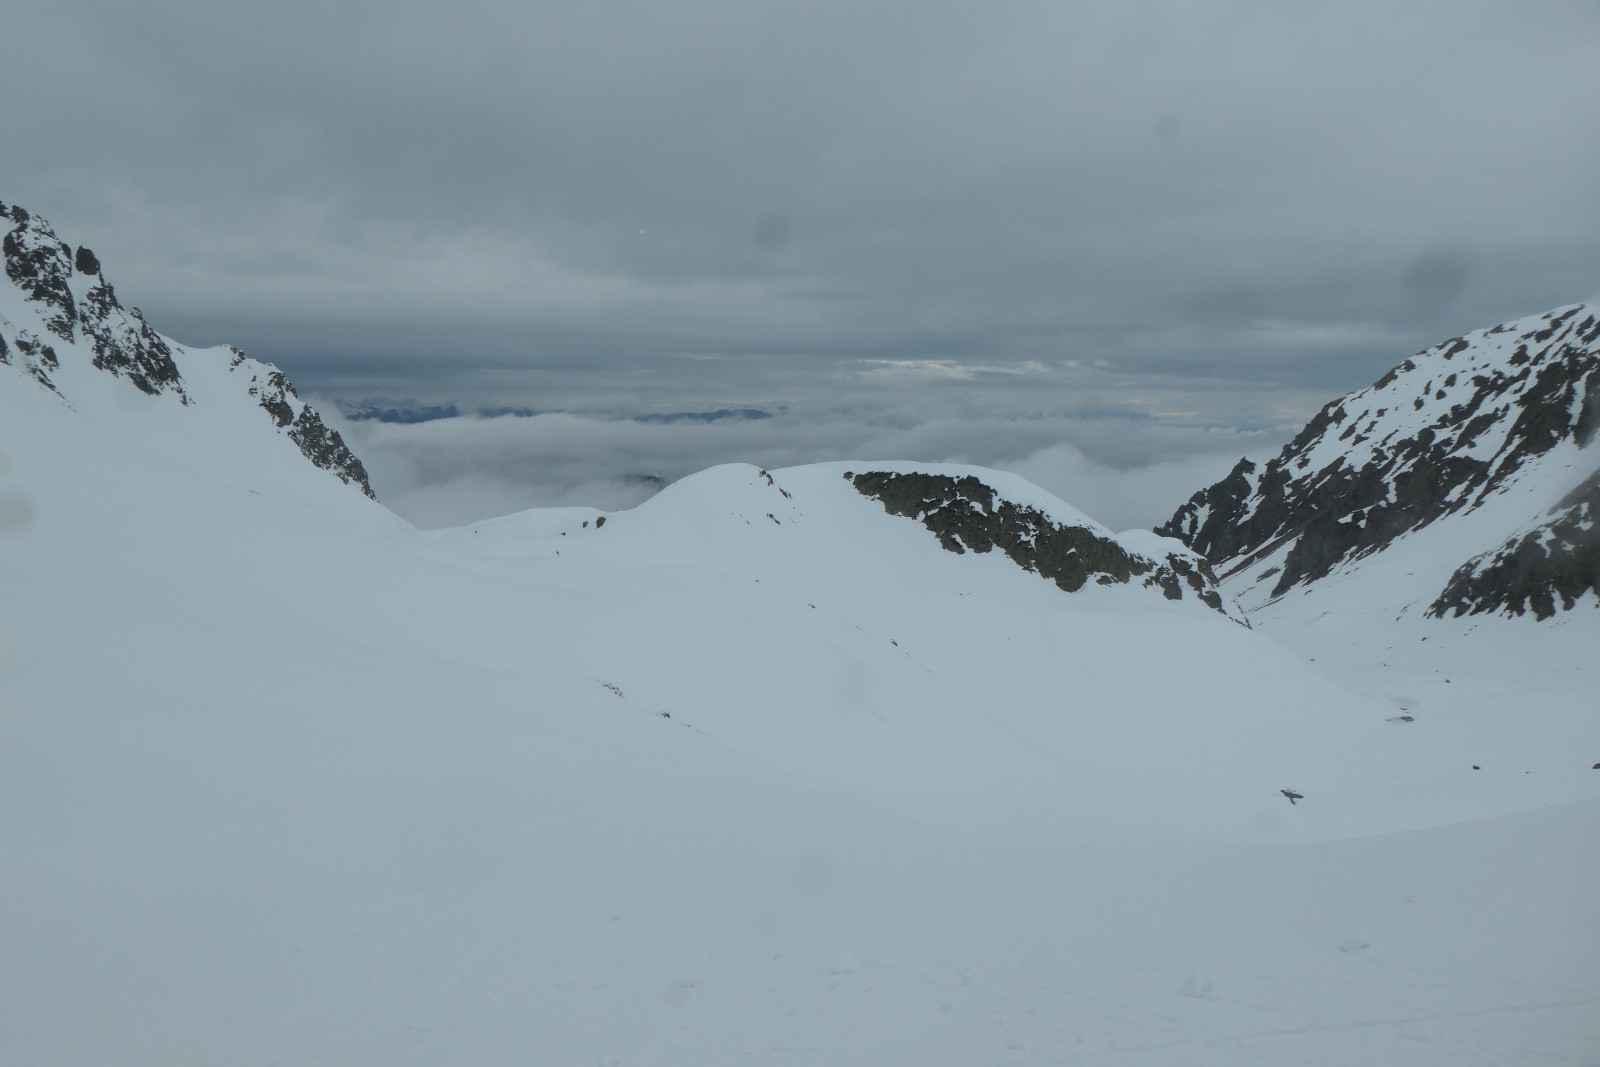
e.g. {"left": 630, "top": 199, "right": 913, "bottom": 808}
{"left": 1226, "top": 431, "right": 1600, "bottom": 621}
{"left": 1188, "top": 302, "right": 1600, "bottom": 631}
{"left": 1294, "top": 303, "right": 1595, "bottom": 481}
{"left": 3, "top": 355, "right": 1599, "bottom": 1064}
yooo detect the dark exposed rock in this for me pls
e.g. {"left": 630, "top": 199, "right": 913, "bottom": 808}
{"left": 3, "top": 206, "right": 77, "bottom": 341}
{"left": 78, "top": 281, "right": 185, "bottom": 398}
{"left": 1161, "top": 304, "right": 1600, "bottom": 608}
{"left": 8, "top": 330, "right": 61, "bottom": 393}
{"left": 1, "top": 202, "right": 184, "bottom": 399}
{"left": 851, "top": 470, "right": 1233, "bottom": 617}
{"left": 255, "top": 368, "right": 298, "bottom": 427}
{"left": 1575, "top": 367, "right": 1600, "bottom": 448}
{"left": 3, "top": 200, "right": 377, "bottom": 500}
{"left": 1429, "top": 468, "right": 1600, "bottom": 619}
{"left": 237, "top": 353, "right": 374, "bottom": 498}
{"left": 288, "top": 406, "right": 375, "bottom": 499}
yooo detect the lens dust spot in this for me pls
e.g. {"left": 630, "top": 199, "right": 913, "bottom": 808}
{"left": 1402, "top": 246, "right": 1474, "bottom": 317}
{"left": 0, "top": 493, "right": 37, "bottom": 536}
{"left": 788, "top": 850, "right": 832, "bottom": 900}
{"left": 752, "top": 210, "right": 793, "bottom": 254}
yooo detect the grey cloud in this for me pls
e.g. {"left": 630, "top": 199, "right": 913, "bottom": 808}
{"left": 1401, "top": 246, "right": 1475, "bottom": 319}
{"left": 328, "top": 404, "right": 1267, "bottom": 531}
{"left": 4, "top": 1, "right": 1598, "bottom": 468}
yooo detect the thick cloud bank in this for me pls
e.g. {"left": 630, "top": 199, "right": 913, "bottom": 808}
{"left": 3, "top": 2, "right": 1596, "bottom": 427}
{"left": 331, "top": 406, "right": 1254, "bottom": 531}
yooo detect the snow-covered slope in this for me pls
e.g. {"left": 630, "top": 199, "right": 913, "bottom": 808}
{"left": 1155, "top": 305, "right": 1600, "bottom": 905}
{"left": 1162, "top": 303, "right": 1600, "bottom": 621}
{"left": 3, "top": 204, "right": 1597, "bottom": 1065}
{"left": 1, "top": 199, "right": 375, "bottom": 502}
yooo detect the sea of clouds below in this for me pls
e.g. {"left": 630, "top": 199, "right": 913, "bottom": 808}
{"left": 325, "top": 405, "right": 1269, "bottom": 534}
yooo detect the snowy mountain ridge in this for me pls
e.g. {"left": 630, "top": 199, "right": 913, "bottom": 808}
{"left": 1161, "top": 302, "right": 1600, "bottom": 619}
{"left": 847, "top": 468, "right": 1240, "bottom": 620}
{"left": 3, "top": 199, "right": 1598, "bottom": 1065}
{"left": 0, "top": 199, "right": 374, "bottom": 499}
{"left": 0, "top": 200, "right": 1238, "bottom": 619}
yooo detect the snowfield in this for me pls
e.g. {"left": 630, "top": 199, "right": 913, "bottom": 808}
{"left": 3, "top": 200, "right": 1598, "bottom": 1064}
{"left": 3, "top": 356, "right": 1598, "bottom": 1065}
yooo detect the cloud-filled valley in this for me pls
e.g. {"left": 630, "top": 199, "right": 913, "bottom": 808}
{"left": 4, "top": 2, "right": 1595, "bottom": 434}
{"left": 5, "top": 3, "right": 1600, "bottom": 1059}
{"left": 330, "top": 404, "right": 1257, "bottom": 531}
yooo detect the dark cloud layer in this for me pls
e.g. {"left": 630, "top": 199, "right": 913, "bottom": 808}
{"left": 4, "top": 2, "right": 1598, "bottom": 520}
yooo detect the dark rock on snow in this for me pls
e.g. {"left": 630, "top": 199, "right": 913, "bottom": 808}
{"left": 851, "top": 470, "right": 1231, "bottom": 615}
{"left": 3, "top": 202, "right": 78, "bottom": 341}
{"left": 2, "top": 199, "right": 375, "bottom": 499}
{"left": 1431, "top": 468, "right": 1600, "bottom": 619}
{"left": 1161, "top": 304, "right": 1600, "bottom": 618}
{"left": 237, "top": 357, "right": 374, "bottom": 498}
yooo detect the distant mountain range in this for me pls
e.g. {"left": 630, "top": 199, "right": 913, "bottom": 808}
{"left": 334, "top": 399, "right": 775, "bottom": 425}
{"left": 8, "top": 193, "right": 1594, "bottom": 631}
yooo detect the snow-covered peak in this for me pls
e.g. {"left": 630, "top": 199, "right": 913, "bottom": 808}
{"left": 5, "top": 204, "right": 1598, "bottom": 1065}
{"left": 1, "top": 199, "right": 186, "bottom": 400}
{"left": 0, "top": 199, "right": 374, "bottom": 500}
{"left": 1162, "top": 302, "right": 1600, "bottom": 619}
{"left": 844, "top": 465, "right": 1241, "bottom": 620}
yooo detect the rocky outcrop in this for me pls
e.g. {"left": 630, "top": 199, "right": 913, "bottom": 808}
{"left": 851, "top": 469, "right": 1237, "bottom": 618}
{"left": 77, "top": 279, "right": 186, "bottom": 399}
{"left": 0, "top": 327, "right": 61, "bottom": 393}
{"left": 2, "top": 201, "right": 186, "bottom": 400}
{"left": 1162, "top": 304, "right": 1600, "bottom": 614}
{"left": 1430, "top": 469, "right": 1600, "bottom": 619}
{"left": 236, "top": 355, "right": 375, "bottom": 498}
{"left": 3, "top": 202, "right": 78, "bottom": 342}
{"left": 2, "top": 198, "right": 375, "bottom": 500}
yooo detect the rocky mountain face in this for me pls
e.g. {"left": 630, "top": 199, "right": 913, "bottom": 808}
{"left": 2, "top": 200, "right": 186, "bottom": 400}
{"left": 1431, "top": 466, "right": 1599, "bottom": 619}
{"left": 851, "top": 469, "right": 1239, "bottom": 619}
{"left": 0, "top": 199, "right": 374, "bottom": 499}
{"left": 1161, "top": 304, "right": 1600, "bottom": 619}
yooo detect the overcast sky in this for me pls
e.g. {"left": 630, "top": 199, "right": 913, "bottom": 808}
{"left": 5, "top": 1, "right": 1598, "bottom": 526}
